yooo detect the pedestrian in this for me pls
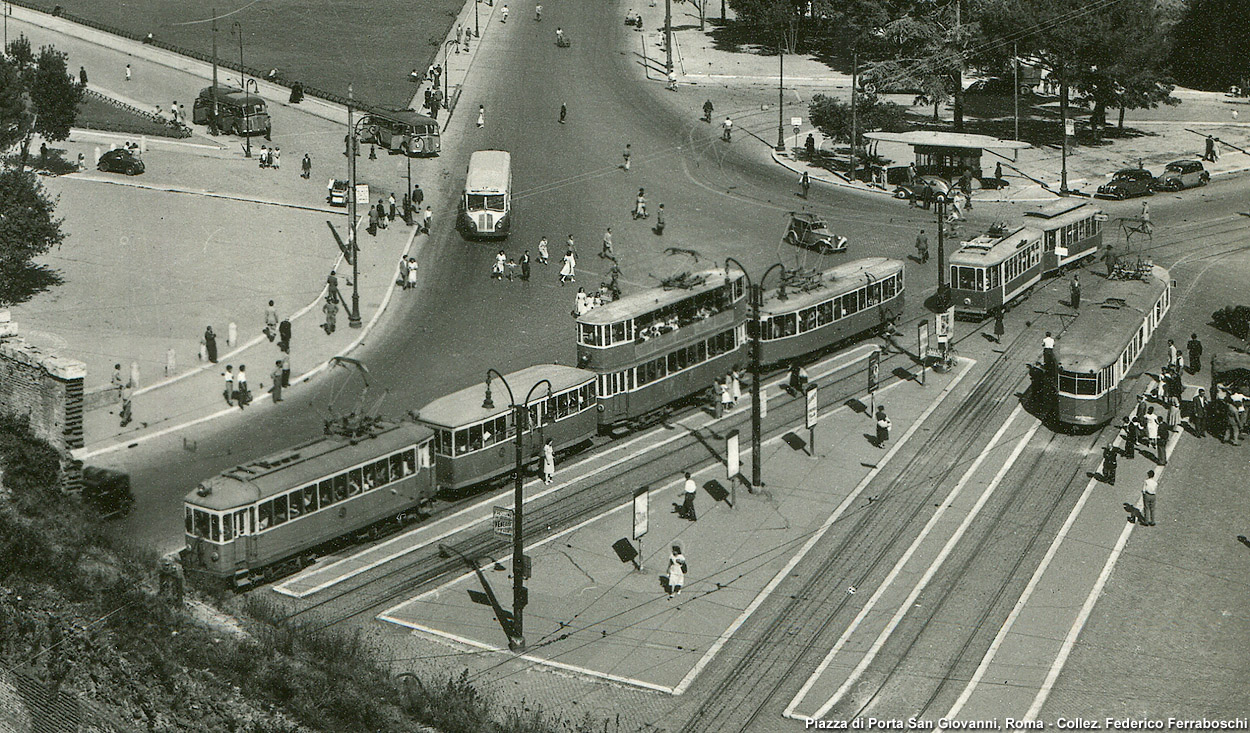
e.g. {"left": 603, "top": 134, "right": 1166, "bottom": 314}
{"left": 1122, "top": 416, "right": 1137, "bottom": 459}
{"left": 1140, "top": 470, "right": 1157, "bottom": 527}
{"left": 654, "top": 204, "right": 665, "bottom": 235}
{"left": 994, "top": 161, "right": 1003, "bottom": 182}
{"left": 1205, "top": 134, "right": 1216, "bottom": 162}
{"left": 223, "top": 365, "right": 235, "bottom": 406}
{"left": 915, "top": 229, "right": 929, "bottom": 263}
{"left": 601, "top": 227, "right": 614, "bottom": 259}
{"left": 125, "top": 63, "right": 131, "bottom": 82}
{"left": 301, "top": 153, "right": 311, "bottom": 179}
{"left": 875, "top": 406, "right": 891, "bottom": 447}
{"left": 423, "top": 206, "right": 432, "bottom": 233}
{"left": 542, "top": 438, "right": 555, "bottom": 484}
{"left": 574, "top": 286, "right": 588, "bottom": 315}
{"left": 272, "top": 147, "right": 280, "bottom": 169}
{"left": 992, "top": 306, "right": 1006, "bottom": 343}
{"left": 501, "top": 3, "right": 508, "bottom": 22}
{"left": 271, "top": 360, "right": 285, "bottom": 403}
{"left": 703, "top": 99, "right": 713, "bottom": 122}
{"left": 376, "top": 199, "right": 388, "bottom": 229}
{"left": 119, "top": 381, "right": 133, "bottom": 426}
{"left": 388, "top": 193, "right": 397, "bottom": 221}
{"left": 492, "top": 250, "right": 506, "bottom": 280}
{"left": 1191, "top": 388, "right": 1207, "bottom": 437}
{"left": 666, "top": 70, "right": 678, "bottom": 91}
{"left": 559, "top": 102, "right": 567, "bottom": 124}
{"left": 204, "top": 325, "right": 218, "bottom": 363}
{"left": 477, "top": 105, "right": 485, "bottom": 128}
{"left": 667, "top": 545, "right": 687, "bottom": 597}
{"left": 1166, "top": 393, "right": 1181, "bottom": 441}
{"left": 800, "top": 170, "right": 811, "bottom": 198}
{"left": 559, "top": 248, "right": 576, "bottom": 284}
{"left": 1143, "top": 406, "right": 1162, "bottom": 464}
{"left": 731, "top": 368, "right": 742, "bottom": 406}
{"left": 412, "top": 183, "right": 424, "bottom": 211}
{"left": 236, "top": 364, "right": 250, "bottom": 407}
{"left": 1224, "top": 395, "right": 1241, "bottom": 445}
{"left": 402, "top": 192, "right": 413, "bottom": 224}
{"left": 368, "top": 204, "right": 379, "bottom": 236}
{"left": 278, "top": 319, "right": 291, "bottom": 353}
{"left": 1187, "top": 333, "right": 1203, "bottom": 373}
{"left": 407, "top": 257, "right": 419, "bottom": 289}
{"left": 1042, "top": 331, "right": 1056, "bottom": 369}
{"left": 721, "top": 116, "right": 732, "bottom": 142}
{"left": 719, "top": 378, "right": 733, "bottom": 414}
{"left": 805, "top": 133, "right": 816, "bottom": 159}
{"left": 1103, "top": 244, "right": 1118, "bottom": 278}
{"left": 521, "top": 250, "right": 531, "bottom": 280}
{"left": 322, "top": 297, "right": 338, "bottom": 334}
{"left": 678, "top": 472, "right": 697, "bottom": 521}
{"left": 1167, "top": 339, "right": 1178, "bottom": 369}
{"left": 634, "top": 187, "right": 647, "bottom": 219}
{"left": 1101, "top": 443, "right": 1118, "bottom": 485}
{"left": 79, "top": 65, "right": 88, "bottom": 87}
{"left": 280, "top": 352, "right": 291, "bottom": 388}
{"left": 535, "top": 3, "right": 542, "bottom": 20}
{"left": 110, "top": 363, "right": 125, "bottom": 393}
{"left": 398, "top": 255, "right": 410, "bottom": 288}
{"left": 327, "top": 269, "right": 340, "bottom": 303}
{"left": 1070, "top": 274, "right": 1080, "bottom": 309}
{"left": 623, "top": 143, "right": 632, "bottom": 171}
{"left": 538, "top": 236, "right": 550, "bottom": 265}
{"left": 1140, "top": 199, "right": 1150, "bottom": 223}
{"left": 264, "top": 300, "right": 279, "bottom": 342}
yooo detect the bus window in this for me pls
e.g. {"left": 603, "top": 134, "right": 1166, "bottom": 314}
{"left": 319, "top": 478, "right": 334, "bottom": 507}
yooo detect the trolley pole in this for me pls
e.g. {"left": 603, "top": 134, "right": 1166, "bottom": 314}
{"left": 347, "top": 84, "right": 362, "bottom": 329}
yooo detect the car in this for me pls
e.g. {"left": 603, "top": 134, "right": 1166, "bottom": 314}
{"left": 965, "top": 77, "right": 1033, "bottom": 96}
{"left": 327, "top": 178, "right": 349, "bottom": 207}
{"left": 1096, "top": 168, "right": 1155, "bottom": 199}
{"left": 783, "top": 212, "right": 846, "bottom": 254}
{"left": 1152, "top": 159, "right": 1209, "bottom": 191}
{"left": 97, "top": 148, "right": 144, "bottom": 175}
{"left": 893, "top": 174, "right": 951, "bottom": 203}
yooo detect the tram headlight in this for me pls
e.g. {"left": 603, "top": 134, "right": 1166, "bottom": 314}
{"left": 964, "top": 298, "right": 971, "bottom": 305}
{"left": 211, "top": 551, "right": 219, "bottom": 563}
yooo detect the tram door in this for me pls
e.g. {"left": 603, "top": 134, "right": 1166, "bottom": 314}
{"left": 241, "top": 507, "right": 258, "bottom": 563}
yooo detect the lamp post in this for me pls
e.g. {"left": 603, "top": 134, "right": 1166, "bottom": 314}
{"left": 444, "top": 39, "right": 455, "bottom": 110}
{"left": 664, "top": 0, "right": 673, "bottom": 80}
{"left": 482, "top": 370, "right": 552, "bottom": 652}
{"left": 934, "top": 192, "right": 952, "bottom": 311}
{"left": 475, "top": 0, "right": 480, "bottom": 38}
{"left": 775, "top": 41, "right": 785, "bottom": 152}
{"left": 346, "top": 84, "right": 363, "bottom": 329}
{"left": 231, "top": 21, "right": 251, "bottom": 158}
{"left": 725, "top": 258, "right": 785, "bottom": 489}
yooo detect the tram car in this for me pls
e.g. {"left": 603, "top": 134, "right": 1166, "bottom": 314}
{"left": 1051, "top": 265, "right": 1171, "bottom": 426}
{"left": 414, "top": 364, "right": 598, "bottom": 494}
{"left": 577, "top": 269, "right": 749, "bottom": 429}
{"left": 756, "top": 258, "right": 905, "bottom": 366}
{"left": 182, "top": 417, "right": 435, "bottom": 589}
{"left": 1023, "top": 199, "right": 1104, "bottom": 274}
{"left": 948, "top": 225, "right": 1044, "bottom": 319}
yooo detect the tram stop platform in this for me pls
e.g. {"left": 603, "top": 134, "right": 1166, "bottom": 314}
{"left": 377, "top": 356, "right": 975, "bottom": 693}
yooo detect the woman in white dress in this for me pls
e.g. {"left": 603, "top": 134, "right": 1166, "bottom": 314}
{"left": 730, "top": 369, "right": 742, "bottom": 405}
{"left": 667, "top": 545, "right": 686, "bottom": 597}
{"left": 574, "top": 286, "right": 588, "bottom": 315}
{"left": 542, "top": 439, "right": 555, "bottom": 484}
{"left": 406, "top": 257, "right": 418, "bottom": 289}
{"left": 559, "top": 249, "right": 576, "bottom": 284}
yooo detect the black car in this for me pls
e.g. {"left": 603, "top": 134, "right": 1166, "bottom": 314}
{"left": 1152, "top": 159, "right": 1209, "bottom": 191}
{"left": 97, "top": 148, "right": 145, "bottom": 175}
{"left": 1096, "top": 168, "right": 1154, "bottom": 199}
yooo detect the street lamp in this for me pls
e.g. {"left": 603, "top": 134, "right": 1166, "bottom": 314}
{"left": 474, "top": 0, "right": 480, "bottom": 38}
{"left": 230, "top": 21, "right": 251, "bottom": 158}
{"left": 482, "top": 369, "right": 552, "bottom": 652}
{"left": 444, "top": 39, "right": 456, "bottom": 109}
{"left": 775, "top": 40, "right": 785, "bottom": 152}
{"left": 725, "top": 258, "right": 786, "bottom": 489}
{"left": 346, "top": 84, "right": 363, "bottom": 329}
{"left": 934, "top": 191, "right": 953, "bottom": 311}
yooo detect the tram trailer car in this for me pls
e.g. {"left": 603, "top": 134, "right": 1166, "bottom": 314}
{"left": 576, "top": 269, "right": 749, "bottom": 429}
{"left": 948, "top": 226, "right": 1044, "bottom": 319}
{"left": 1053, "top": 265, "right": 1171, "bottom": 427}
{"left": 757, "top": 258, "right": 905, "bottom": 366}
{"left": 416, "top": 364, "right": 599, "bottom": 494}
{"left": 183, "top": 418, "right": 435, "bottom": 589}
{"left": 1023, "top": 199, "right": 1104, "bottom": 274}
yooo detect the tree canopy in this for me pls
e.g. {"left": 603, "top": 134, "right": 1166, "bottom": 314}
{"left": 1169, "top": 0, "right": 1250, "bottom": 91}
{"left": 0, "top": 169, "right": 65, "bottom": 305}
{"left": 808, "top": 92, "right": 908, "bottom": 145}
{"left": 0, "top": 38, "right": 83, "bottom": 172}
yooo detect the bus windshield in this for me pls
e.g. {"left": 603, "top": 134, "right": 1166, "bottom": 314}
{"left": 467, "top": 194, "right": 505, "bottom": 211}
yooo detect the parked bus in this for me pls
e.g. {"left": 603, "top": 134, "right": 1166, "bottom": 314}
{"left": 191, "top": 85, "right": 271, "bottom": 139}
{"left": 415, "top": 364, "right": 598, "bottom": 493}
{"left": 1024, "top": 199, "right": 1104, "bottom": 274}
{"left": 948, "top": 225, "right": 1044, "bottom": 319}
{"left": 577, "top": 269, "right": 748, "bottom": 429}
{"left": 755, "top": 258, "right": 905, "bottom": 366}
{"left": 461, "top": 150, "right": 512, "bottom": 239}
{"left": 359, "top": 109, "right": 441, "bottom": 156}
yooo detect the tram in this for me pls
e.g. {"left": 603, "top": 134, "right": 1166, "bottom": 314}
{"left": 414, "top": 364, "right": 598, "bottom": 493}
{"left": 1051, "top": 265, "right": 1171, "bottom": 426}
{"left": 1023, "top": 199, "right": 1103, "bottom": 274}
{"left": 182, "top": 417, "right": 435, "bottom": 589}
{"left": 948, "top": 225, "right": 1044, "bottom": 319}
{"left": 576, "top": 269, "right": 748, "bottom": 429}
{"left": 756, "top": 258, "right": 905, "bottom": 366}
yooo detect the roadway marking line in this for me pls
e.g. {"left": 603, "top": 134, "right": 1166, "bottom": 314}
{"left": 814, "top": 414, "right": 1041, "bottom": 720}
{"left": 672, "top": 357, "right": 976, "bottom": 696}
{"left": 784, "top": 403, "right": 1031, "bottom": 719}
{"left": 273, "top": 344, "right": 880, "bottom": 597}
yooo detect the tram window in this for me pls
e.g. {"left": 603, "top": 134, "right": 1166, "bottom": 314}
{"left": 989, "top": 266, "right": 1001, "bottom": 290}
{"left": 348, "top": 468, "right": 363, "bottom": 496}
{"left": 558, "top": 392, "right": 572, "bottom": 418}
{"left": 868, "top": 283, "right": 881, "bottom": 306}
{"left": 272, "top": 494, "right": 288, "bottom": 525}
{"left": 834, "top": 300, "right": 844, "bottom": 320}
{"left": 210, "top": 513, "right": 221, "bottom": 542}
{"left": 333, "top": 473, "right": 348, "bottom": 501}
{"left": 362, "top": 465, "right": 377, "bottom": 491}
{"left": 818, "top": 301, "right": 833, "bottom": 325}
{"left": 303, "top": 485, "right": 318, "bottom": 514}
{"left": 582, "top": 383, "right": 594, "bottom": 405}
{"left": 1076, "top": 375, "right": 1097, "bottom": 396}
{"left": 611, "top": 322, "right": 628, "bottom": 344}
{"left": 843, "top": 293, "right": 859, "bottom": 316}
{"left": 389, "top": 452, "right": 404, "bottom": 480}
{"left": 185, "top": 506, "right": 194, "bottom": 534}
{"left": 526, "top": 403, "right": 541, "bottom": 427}
{"left": 288, "top": 490, "right": 302, "bottom": 519}
{"left": 415, "top": 445, "right": 428, "bottom": 470}
{"left": 1058, "top": 372, "right": 1078, "bottom": 394}
{"left": 222, "top": 512, "right": 235, "bottom": 541}
{"left": 598, "top": 374, "right": 612, "bottom": 398}
{"left": 801, "top": 307, "right": 817, "bottom": 332}
{"left": 956, "top": 267, "right": 977, "bottom": 291}
{"left": 454, "top": 429, "right": 469, "bottom": 455}
{"left": 258, "top": 502, "right": 273, "bottom": 531}
{"left": 192, "top": 509, "right": 209, "bottom": 538}
{"left": 235, "top": 508, "right": 248, "bottom": 535}
{"left": 374, "top": 458, "right": 390, "bottom": 486}
{"left": 319, "top": 479, "right": 334, "bottom": 507}
{"left": 882, "top": 278, "right": 896, "bottom": 300}
{"left": 578, "top": 322, "right": 597, "bottom": 346}
{"left": 467, "top": 424, "right": 482, "bottom": 451}
{"left": 783, "top": 313, "right": 797, "bottom": 336}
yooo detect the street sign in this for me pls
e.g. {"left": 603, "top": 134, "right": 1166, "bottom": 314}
{"left": 492, "top": 506, "right": 513, "bottom": 538}
{"left": 727, "top": 429, "right": 740, "bottom": 481}
{"left": 868, "top": 349, "right": 881, "bottom": 394}
{"left": 805, "top": 384, "right": 818, "bottom": 430}
{"left": 760, "top": 386, "right": 768, "bottom": 420}
{"left": 632, "top": 487, "right": 648, "bottom": 540}
{"left": 354, "top": 183, "right": 370, "bottom": 208}
{"left": 790, "top": 116, "right": 802, "bottom": 127}
{"left": 1064, "top": 119, "right": 1075, "bottom": 137}
{"left": 918, "top": 320, "right": 930, "bottom": 385}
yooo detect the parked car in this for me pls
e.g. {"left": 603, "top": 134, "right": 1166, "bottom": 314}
{"left": 1096, "top": 168, "right": 1155, "bottom": 199}
{"left": 893, "top": 175, "right": 951, "bottom": 203}
{"left": 965, "top": 77, "right": 1033, "bottom": 96}
{"left": 1153, "top": 159, "right": 1209, "bottom": 191}
{"left": 327, "top": 178, "right": 349, "bottom": 207}
{"left": 97, "top": 148, "right": 145, "bottom": 175}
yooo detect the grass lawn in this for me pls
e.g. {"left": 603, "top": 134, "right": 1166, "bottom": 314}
{"left": 46, "top": 0, "right": 466, "bottom": 109}
{"left": 76, "top": 92, "right": 185, "bottom": 137}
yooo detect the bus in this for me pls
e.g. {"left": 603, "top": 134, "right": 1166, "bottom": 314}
{"left": 415, "top": 364, "right": 598, "bottom": 493}
{"left": 948, "top": 225, "right": 1044, "bottom": 319}
{"left": 1024, "top": 199, "right": 1104, "bottom": 274}
{"left": 182, "top": 417, "right": 434, "bottom": 588}
{"left": 359, "top": 109, "right": 441, "bottom": 156}
{"left": 461, "top": 150, "right": 512, "bottom": 239}
{"left": 1050, "top": 265, "right": 1171, "bottom": 426}
{"left": 756, "top": 258, "right": 905, "bottom": 366}
{"left": 576, "top": 269, "right": 748, "bottom": 429}
{"left": 191, "top": 85, "right": 271, "bottom": 139}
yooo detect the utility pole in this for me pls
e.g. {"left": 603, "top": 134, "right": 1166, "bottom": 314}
{"left": 936, "top": 197, "right": 950, "bottom": 310}
{"left": 850, "top": 52, "right": 858, "bottom": 182}
{"left": 210, "top": 9, "right": 219, "bottom": 134}
{"left": 1060, "top": 80, "right": 1069, "bottom": 194}
{"left": 347, "top": 84, "right": 362, "bottom": 329}
{"left": 1013, "top": 42, "right": 1020, "bottom": 141}
{"left": 664, "top": 0, "right": 673, "bottom": 79}
{"left": 776, "top": 40, "right": 785, "bottom": 152}
{"left": 952, "top": 0, "right": 964, "bottom": 131}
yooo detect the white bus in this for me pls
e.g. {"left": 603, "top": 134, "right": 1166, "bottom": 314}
{"left": 461, "top": 150, "right": 512, "bottom": 239}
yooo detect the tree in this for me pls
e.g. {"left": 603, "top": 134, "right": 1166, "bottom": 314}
{"left": 1169, "top": 0, "right": 1250, "bottom": 91}
{"left": 0, "top": 38, "right": 83, "bottom": 173}
{"left": 726, "top": 0, "right": 805, "bottom": 51}
{"left": 808, "top": 92, "right": 908, "bottom": 146}
{"left": 0, "top": 169, "right": 65, "bottom": 305}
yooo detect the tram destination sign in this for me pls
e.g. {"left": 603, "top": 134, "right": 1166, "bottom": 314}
{"left": 493, "top": 506, "right": 514, "bottom": 538}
